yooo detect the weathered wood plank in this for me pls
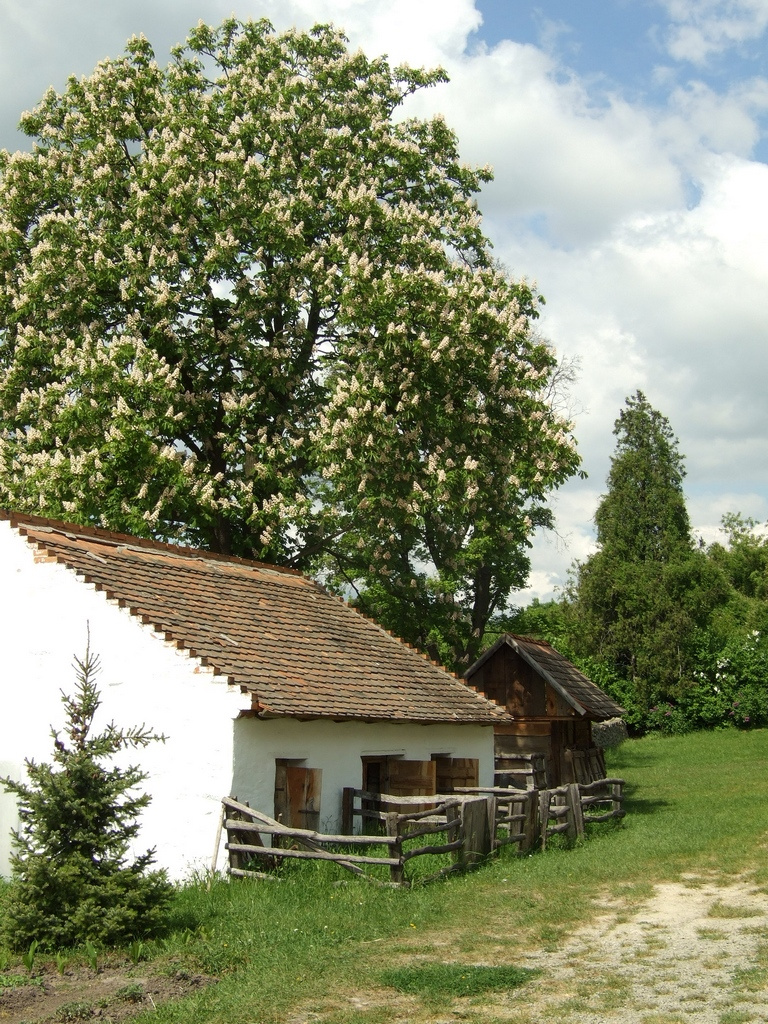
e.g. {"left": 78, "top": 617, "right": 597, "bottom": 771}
{"left": 386, "top": 811, "right": 404, "bottom": 885}
{"left": 396, "top": 817, "right": 460, "bottom": 842}
{"left": 583, "top": 810, "right": 626, "bottom": 823}
{"left": 460, "top": 796, "right": 493, "bottom": 867}
{"left": 229, "top": 867, "right": 281, "bottom": 881}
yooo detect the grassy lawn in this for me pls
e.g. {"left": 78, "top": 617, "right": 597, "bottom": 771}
{"left": 3, "top": 727, "right": 768, "bottom": 1023}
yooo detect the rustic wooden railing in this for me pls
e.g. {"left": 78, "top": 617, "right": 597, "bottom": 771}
{"left": 494, "top": 752, "right": 548, "bottom": 790}
{"left": 454, "top": 787, "right": 538, "bottom": 854}
{"left": 220, "top": 777, "right": 625, "bottom": 886}
{"left": 539, "top": 778, "right": 625, "bottom": 848}
{"left": 563, "top": 746, "right": 607, "bottom": 785}
{"left": 222, "top": 794, "right": 481, "bottom": 887}
{"left": 579, "top": 777, "right": 626, "bottom": 824}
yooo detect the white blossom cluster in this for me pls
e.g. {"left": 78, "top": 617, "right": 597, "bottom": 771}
{"left": 0, "top": 18, "right": 580, "bottom": 663}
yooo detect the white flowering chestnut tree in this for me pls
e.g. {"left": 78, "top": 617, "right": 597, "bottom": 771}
{"left": 0, "top": 18, "right": 580, "bottom": 667}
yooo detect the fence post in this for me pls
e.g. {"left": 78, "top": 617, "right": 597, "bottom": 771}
{"left": 566, "top": 783, "right": 585, "bottom": 838}
{"left": 460, "top": 796, "right": 493, "bottom": 867}
{"left": 486, "top": 794, "right": 498, "bottom": 856}
{"left": 446, "top": 800, "right": 463, "bottom": 870}
{"left": 611, "top": 780, "right": 624, "bottom": 817}
{"left": 342, "top": 787, "right": 354, "bottom": 835}
{"left": 209, "top": 803, "right": 226, "bottom": 887}
{"left": 386, "top": 811, "right": 404, "bottom": 885}
{"left": 521, "top": 790, "right": 538, "bottom": 853}
{"left": 538, "top": 789, "right": 552, "bottom": 850}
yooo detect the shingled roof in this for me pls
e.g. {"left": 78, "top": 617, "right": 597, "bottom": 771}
{"left": 2, "top": 510, "right": 505, "bottom": 725}
{"left": 465, "top": 633, "right": 624, "bottom": 720}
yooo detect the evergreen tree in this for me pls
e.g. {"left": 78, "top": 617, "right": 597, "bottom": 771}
{"left": 0, "top": 643, "right": 172, "bottom": 949}
{"left": 594, "top": 391, "right": 691, "bottom": 563}
{"left": 567, "top": 391, "right": 728, "bottom": 723}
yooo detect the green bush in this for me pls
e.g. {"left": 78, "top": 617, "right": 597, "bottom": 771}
{"left": 641, "top": 628, "right": 768, "bottom": 734}
{"left": 0, "top": 642, "right": 172, "bottom": 949}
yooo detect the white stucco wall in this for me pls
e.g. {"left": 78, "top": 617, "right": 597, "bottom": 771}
{"left": 232, "top": 717, "right": 495, "bottom": 834}
{"left": 0, "top": 519, "right": 496, "bottom": 879}
{"left": 0, "top": 520, "right": 245, "bottom": 880}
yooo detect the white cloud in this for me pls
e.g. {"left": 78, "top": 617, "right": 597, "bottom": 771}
{"left": 658, "top": 0, "right": 768, "bottom": 65}
{"left": 402, "top": 40, "right": 684, "bottom": 246}
{"left": 660, "top": 77, "right": 768, "bottom": 161}
{"left": 260, "top": 0, "right": 481, "bottom": 65}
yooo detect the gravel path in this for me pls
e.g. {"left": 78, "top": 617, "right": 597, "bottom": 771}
{"left": 507, "top": 877, "right": 768, "bottom": 1023}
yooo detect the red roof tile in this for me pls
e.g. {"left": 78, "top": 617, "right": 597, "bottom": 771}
{"left": 3, "top": 510, "right": 505, "bottom": 725}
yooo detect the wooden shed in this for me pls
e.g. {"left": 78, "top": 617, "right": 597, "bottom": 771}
{"left": 464, "top": 633, "right": 625, "bottom": 787}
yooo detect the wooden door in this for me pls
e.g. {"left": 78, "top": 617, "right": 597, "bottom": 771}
{"left": 274, "top": 764, "right": 322, "bottom": 830}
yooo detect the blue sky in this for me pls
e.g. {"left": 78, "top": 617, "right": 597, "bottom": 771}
{"left": 1, "top": 0, "right": 767, "bottom": 604}
{"left": 475, "top": 0, "right": 661, "bottom": 83}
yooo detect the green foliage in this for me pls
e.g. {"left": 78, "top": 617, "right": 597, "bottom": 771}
{"left": 84, "top": 940, "right": 99, "bottom": 972}
{"left": 116, "top": 982, "right": 145, "bottom": 1003}
{"left": 128, "top": 939, "right": 147, "bottom": 964}
{"left": 0, "top": 17, "right": 580, "bottom": 670}
{"left": 0, "top": 643, "right": 172, "bottom": 950}
{"left": 0, "top": 972, "right": 32, "bottom": 990}
{"left": 21, "top": 940, "right": 38, "bottom": 974}
{"left": 486, "top": 597, "right": 570, "bottom": 647}
{"left": 647, "top": 627, "right": 768, "bottom": 735}
{"left": 709, "top": 513, "right": 768, "bottom": 601}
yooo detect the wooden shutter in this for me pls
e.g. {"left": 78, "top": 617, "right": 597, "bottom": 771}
{"left": 386, "top": 759, "right": 436, "bottom": 797}
{"left": 274, "top": 765, "right": 322, "bottom": 830}
{"left": 434, "top": 757, "right": 479, "bottom": 793}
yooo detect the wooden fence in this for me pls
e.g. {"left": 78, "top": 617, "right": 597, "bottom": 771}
{"left": 453, "top": 787, "right": 539, "bottom": 853}
{"left": 220, "top": 778, "right": 625, "bottom": 886}
{"left": 539, "top": 778, "right": 625, "bottom": 849}
{"left": 222, "top": 794, "right": 489, "bottom": 887}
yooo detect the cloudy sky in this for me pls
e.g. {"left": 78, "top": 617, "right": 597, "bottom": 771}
{"left": 2, "top": 0, "right": 767, "bottom": 605}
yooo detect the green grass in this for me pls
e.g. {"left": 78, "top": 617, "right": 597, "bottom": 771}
{"left": 708, "top": 901, "right": 763, "bottom": 919}
{"left": 379, "top": 963, "right": 536, "bottom": 998}
{"left": 3, "top": 727, "right": 768, "bottom": 1023}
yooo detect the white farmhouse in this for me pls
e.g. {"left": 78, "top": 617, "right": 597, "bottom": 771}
{"left": 0, "top": 510, "right": 503, "bottom": 879}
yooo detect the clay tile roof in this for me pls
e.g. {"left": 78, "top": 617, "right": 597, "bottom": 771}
{"left": 465, "top": 632, "right": 625, "bottom": 720}
{"left": 3, "top": 510, "right": 506, "bottom": 725}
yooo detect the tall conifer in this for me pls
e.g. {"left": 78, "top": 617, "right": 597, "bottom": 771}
{"left": 569, "top": 391, "right": 726, "bottom": 722}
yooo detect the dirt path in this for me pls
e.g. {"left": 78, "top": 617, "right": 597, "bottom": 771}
{"left": 500, "top": 877, "right": 768, "bottom": 1023}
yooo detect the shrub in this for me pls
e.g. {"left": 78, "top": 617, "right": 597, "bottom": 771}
{"left": 0, "top": 640, "right": 172, "bottom": 949}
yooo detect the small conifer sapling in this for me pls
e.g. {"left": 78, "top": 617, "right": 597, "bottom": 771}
{"left": 0, "top": 640, "right": 172, "bottom": 949}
